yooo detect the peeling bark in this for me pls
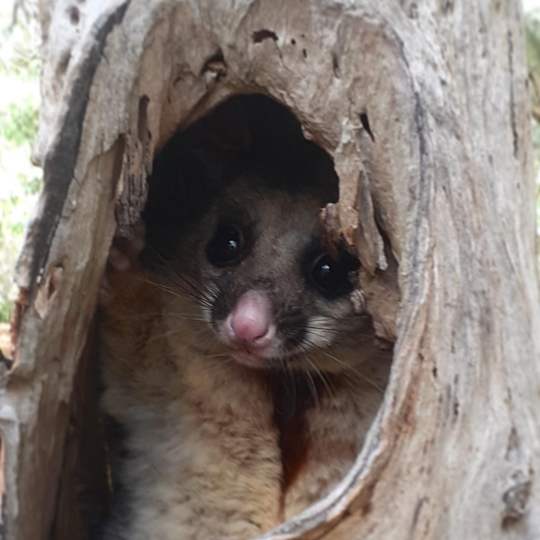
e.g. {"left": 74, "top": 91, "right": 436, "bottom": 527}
{"left": 0, "top": 1, "right": 539, "bottom": 539}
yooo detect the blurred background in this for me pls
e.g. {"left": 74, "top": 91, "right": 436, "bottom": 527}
{"left": 0, "top": 1, "right": 40, "bottom": 331}
{"left": 0, "top": 0, "right": 539, "bottom": 333}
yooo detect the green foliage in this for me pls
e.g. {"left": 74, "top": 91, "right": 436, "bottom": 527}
{"left": 0, "top": 147, "right": 40, "bottom": 322}
{"left": 526, "top": 11, "right": 540, "bottom": 261}
{"left": 22, "top": 172, "right": 41, "bottom": 195}
{"left": 526, "top": 12, "right": 540, "bottom": 161}
{"left": 0, "top": 300, "right": 10, "bottom": 324}
{"left": 0, "top": 43, "right": 40, "bottom": 79}
{"left": 0, "top": 1, "right": 40, "bottom": 79}
{"left": 0, "top": 101, "right": 38, "bottom": 145}
{"left": 0, "top": 4, "right": 41, "bottom": 322}
{"left": 526, "top": 15, "right": 540, "bottom": 69}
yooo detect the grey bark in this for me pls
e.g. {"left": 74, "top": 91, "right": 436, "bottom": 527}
{"left": 0, "top": 1, "right": 538, "bottom": 539}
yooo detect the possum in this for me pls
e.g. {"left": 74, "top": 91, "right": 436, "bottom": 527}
{"left": 98, "top": 131, "right": 390, "bottom": 540}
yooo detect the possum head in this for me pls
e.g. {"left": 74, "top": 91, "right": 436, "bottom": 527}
{"left": 146, "top": 164, "right": 371, "bottom": 373}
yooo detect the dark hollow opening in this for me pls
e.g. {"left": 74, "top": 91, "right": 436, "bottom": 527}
{"left": 143, "top": 94, "right": 339, "bottom": 264}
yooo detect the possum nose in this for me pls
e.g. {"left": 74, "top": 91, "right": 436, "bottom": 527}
{"left": 228, "top": 291, "right": 273, "bottom": 344}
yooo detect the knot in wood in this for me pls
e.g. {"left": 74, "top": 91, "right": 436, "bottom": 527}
{"left": 501, "top": 470, "right": 532, "bottom": 528}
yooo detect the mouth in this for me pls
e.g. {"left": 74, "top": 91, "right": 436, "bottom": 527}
{"left": 225, "top": 336, "right": 279, "bottom": 368}
{"left": 230, "top": 349, "right": 271, "bottom": 368}
{"left": 227, "top": 343, "right": 307, "bottom": 370}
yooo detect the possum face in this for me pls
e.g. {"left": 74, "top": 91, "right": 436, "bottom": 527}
{"left": 154, "top": 170, "right": 371, "bottom": 372}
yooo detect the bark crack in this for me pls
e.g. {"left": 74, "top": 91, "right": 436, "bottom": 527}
{"left": 507, "top": 30, "right": 518, "bottom": 158}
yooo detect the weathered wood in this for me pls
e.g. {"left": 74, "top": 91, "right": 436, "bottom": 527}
{"left": 0, "top": 1, "right": 538, "bottom": 539}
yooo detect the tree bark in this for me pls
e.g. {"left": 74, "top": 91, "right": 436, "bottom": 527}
{"left": 1, "top": 1, "right": 539, "bottom": 539}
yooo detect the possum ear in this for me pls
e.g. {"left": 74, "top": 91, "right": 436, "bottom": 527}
{"left": 108, "top": 222, "right": 146, "bottom": 272}
{"left": 100, "top": 222, "right": 146, "bottom": 305}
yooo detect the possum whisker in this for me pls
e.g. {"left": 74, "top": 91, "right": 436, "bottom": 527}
{"left": 141, "top": 277, "right": 200, "bottom": 303}
{"left": 282, "top": 357, "right": 298, "bottom": 413}
{"left": 145, "top": 328, "right": 186, "bottom": 343}
{"left": 303, "top": 325, "right": 339, "bottom": 335}
{"left": 295, "top": 339, "right": 336, "bottom": 400}
{"left": 197, "top": 354, "right": 237, "bottom": 374}
{"left": 167, "top": 272, "right": 213, "bottom": 306}
{"left": 303, "top": 362, "right": 320, "bottom": 408}
{"left": 203, "top": 351, "right": 234, "bottom": 360}
{"left": 304, "top": 354, "right": 336, "bottom": 401}
{"left": 322, "top": 349, "right": 385, "bottom": 395}
{"left": 144, "top": 321, "right": 212, "bottom": 342}
{"left": 167, "top": 313, "right": 207, "bottom": 322}
{"left": 143, "top": 272, "right": 214, "bottom": 311}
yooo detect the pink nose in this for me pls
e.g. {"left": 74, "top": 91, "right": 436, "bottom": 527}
{"left": 228, "top": 291, "right": 272, "bottom": 344}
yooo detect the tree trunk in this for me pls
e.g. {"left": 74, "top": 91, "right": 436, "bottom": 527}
{"left": 1, "top": 1, "right": 539, "bottom": 539}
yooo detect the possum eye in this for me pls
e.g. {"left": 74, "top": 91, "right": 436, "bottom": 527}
{"left": 308, "top": 252, "right": 357, "bottom": 298}
{"left": 206, "top": 223, "right": 246, "bottom": 267}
